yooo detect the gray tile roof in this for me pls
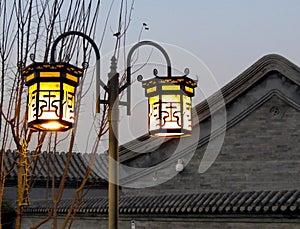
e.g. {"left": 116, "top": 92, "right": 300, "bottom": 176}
{"left": 23, "top": 189, "right": 300, "bottom": 215}
{"left": 4, "top": 150, "right": 107, "bottom": 187}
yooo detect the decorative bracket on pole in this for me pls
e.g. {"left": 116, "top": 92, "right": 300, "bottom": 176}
{"left": 51, "top": 36, "right": 175, "bottom": 117}
{"left": 122, "top": 40, "right": 172, "bottom": 115}
{"left": 50, "top": 31, "right": 108, "bottom": 113}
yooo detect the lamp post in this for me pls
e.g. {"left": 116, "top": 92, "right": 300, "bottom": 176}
{"left": 22, "top": 32, "right": 197, "bottom": 229}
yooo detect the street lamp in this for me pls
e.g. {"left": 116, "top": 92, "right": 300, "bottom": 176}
{"left": 22, "top": 62, "right": 83, "bottom": 131}
{"left": 140, "top": 69, "right": 196, "bottom": 137}
{"left": 126, "top": 41, "right": 197, "bottom": 137}
{"left": 22, "top": 32, "right": 197, "bottom": 229}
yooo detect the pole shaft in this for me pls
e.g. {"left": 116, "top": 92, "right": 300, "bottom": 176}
{"left": 108, "top": 56, "right": 119, "bottom": 229}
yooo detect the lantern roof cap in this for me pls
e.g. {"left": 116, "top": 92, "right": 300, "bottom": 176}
{"left": 141, "top": 75, "right": 197, "bottom": 88}
{"left": 22, "top": 61, "right": 84, "bottom": 76}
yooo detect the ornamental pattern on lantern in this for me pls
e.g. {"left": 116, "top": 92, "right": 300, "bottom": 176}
{"left": 28, "top": 83, "right": 75, "bottom": 123}
{"left": 149, "top": 94, "right": 192, "bottom": 133}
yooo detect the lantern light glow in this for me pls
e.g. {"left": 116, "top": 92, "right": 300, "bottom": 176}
{"left": 22, "top": 63, "right": 83, "bottom": 131}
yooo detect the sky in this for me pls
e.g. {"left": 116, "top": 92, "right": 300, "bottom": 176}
{"left": 72, "top": 0, "right": 300, "bottom": 153}
{"left": 130, "top": 0, "right": 300, "bottom": 81}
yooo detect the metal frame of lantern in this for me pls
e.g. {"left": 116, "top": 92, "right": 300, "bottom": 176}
{"left": 139, "top": 69, "right": 197, "bottom": 137}
{"left": 22, "top": 62, "right": 83, "bottom": 131}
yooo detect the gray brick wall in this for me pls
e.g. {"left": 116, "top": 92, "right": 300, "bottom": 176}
{"left": 123, "top": 94, "right": 300, "bottom": 196}
{"left": 22, "top": 215, "right": 300, "bottom": 229}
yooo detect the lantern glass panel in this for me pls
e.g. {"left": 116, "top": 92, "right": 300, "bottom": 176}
{"left": 162, "top": 85, "right": 181, "bottom": 91}
{"left": 38, "top": 82, "right": 61, "bottom": 120}
{"left": 161, "top": 94, "right": 181, "bottom": 129}
{"left": 149, "top": 95, "right": 160, "bottom": 132}
{"left": 28, "top": 83, "right": 37, "bottom": 123}
{"left": 182, "top": 95, "right": 192, "bottom": 131}
{"left": 62, "top": 83, "right": 75, "bottom": 123}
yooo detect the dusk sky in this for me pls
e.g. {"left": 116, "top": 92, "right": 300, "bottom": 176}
{"left": 74, "top": 0, "right": 300, "bottom": 153}
{"left": 131, "top": 0, "right": 300, "bottom": 82}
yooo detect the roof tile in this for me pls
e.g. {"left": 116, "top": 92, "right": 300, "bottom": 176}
{"left": 3, "top": 150, "right": 106, "bottom": 186}
{"left": 24, "top": 189, "right": 300, "bottom": 216}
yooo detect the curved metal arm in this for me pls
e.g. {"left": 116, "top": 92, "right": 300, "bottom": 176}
{"left": 50, "top": 31, "right": 100, "bottom": 62}
{"left": 122, "top": 40, "right": 172, "bottom": 115}
{"left": 126, "top": 40, "right": 172, "bottom": 78}
{"left": 50, "top": 31, "right": 108, "bottom": 113}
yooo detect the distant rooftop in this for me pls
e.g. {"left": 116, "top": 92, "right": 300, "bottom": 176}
{"left": 4, "top": 150, "right": 107, "bottom": 188}
{"left": 24, "top": 189, "right": 300, "bottom": 216}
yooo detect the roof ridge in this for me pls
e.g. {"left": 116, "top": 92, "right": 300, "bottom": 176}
{"left": 194, "top": 54, "right": 300, "bottom": 120}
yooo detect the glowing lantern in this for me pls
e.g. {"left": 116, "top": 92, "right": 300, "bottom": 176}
{"left": 22, "top": 63, "right": 83, "bottom": 131}
{"left": 141, "top": 74, "right": 197, "bottom": 137}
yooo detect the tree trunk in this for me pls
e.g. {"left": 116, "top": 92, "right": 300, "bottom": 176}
{"left": 0, "top": 177, "right": 5, "bottom": 229}
{"left": 15, "top": 152, "right": 25, "bottom": 229}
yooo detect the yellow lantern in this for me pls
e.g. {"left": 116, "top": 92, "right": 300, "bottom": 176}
{"left": 22, "top": 63, "right": 83, "bottom": 131}
{"left": 141, "top": 75, "right": 197, "bottom": 137}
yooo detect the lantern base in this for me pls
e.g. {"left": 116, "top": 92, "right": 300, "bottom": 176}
{"left": 28, "top": 120, "right": 73, "bottom": 132}
{"left": 149, "top": 129, "right": 191, "bottom": 138}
